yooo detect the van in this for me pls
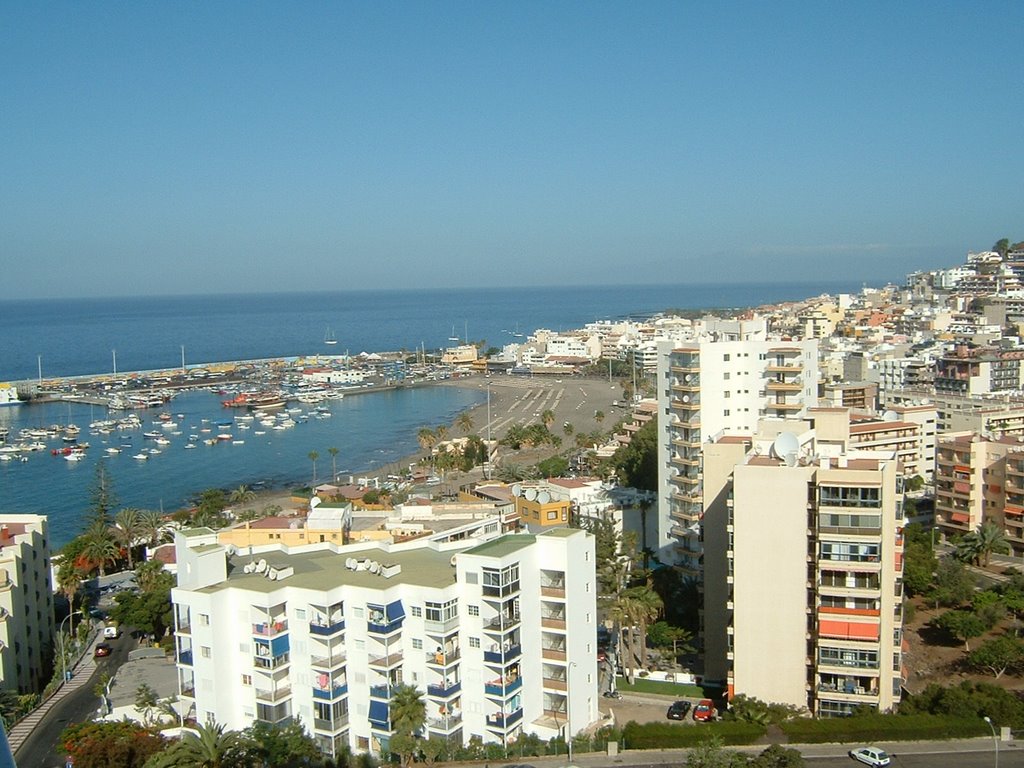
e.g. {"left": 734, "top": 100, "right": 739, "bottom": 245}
{"left": 103, "top": 622, "right": 121, "bottom": 639}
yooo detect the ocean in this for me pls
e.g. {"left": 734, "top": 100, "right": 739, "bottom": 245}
{"left": 0, "top": 281, "right": 860, "bottom": 547}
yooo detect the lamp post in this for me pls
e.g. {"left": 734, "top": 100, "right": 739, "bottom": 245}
{"left": 59, "top": 610, "right": 83, "bottom": 684}
{"left": 984, "top": 716, "right": 999, "bottom": 768}
{"left": 485, "top": 382, "right": 492, "bottom": 480}
{"left": 567, "top": 660, "right": 577, "bottom": 763}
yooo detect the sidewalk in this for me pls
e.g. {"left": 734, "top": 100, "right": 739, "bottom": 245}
{"left": 9, "top": 628, "right": 102, "bottom": 756}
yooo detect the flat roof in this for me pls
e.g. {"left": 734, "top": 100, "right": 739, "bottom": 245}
{"left": 463, "top": 534, "right": 537, "bottom": 558}
{"left": 201, "top": 545, "right": 459, "bottom": 595}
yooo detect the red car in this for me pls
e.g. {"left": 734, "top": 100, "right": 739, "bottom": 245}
{"left": 692, "top": 699, "right": 716, "bottom": 721}
{"left": 94, "top": 643, "right": 113, "bottom": 658}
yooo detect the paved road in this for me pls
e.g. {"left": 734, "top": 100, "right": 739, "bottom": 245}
{"left": 14, "top": 631, "right": 136, "bottom": 768}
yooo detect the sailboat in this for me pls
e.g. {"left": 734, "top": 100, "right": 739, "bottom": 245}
{"left": 324, "top": 328, "right": 338, "bottom": 345}
{"left": 448, "top": 325, "right": 459, "bottom": 342}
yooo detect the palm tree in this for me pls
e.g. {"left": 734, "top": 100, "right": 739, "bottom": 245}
{"left": 112, "top": 507, "right": 142, "bottom": 569}
{"left": 228, "top": 485, "right": 256, "bottom": 507}
{"left": 328, "top": 447, "right": 339, "bottom": 481}
{"left": 81, "top": 523, "right": 119, "bottom": 577}
{"left": 456, "top": 412, "right": 474, "bottom": 435}
{"left": 623, "top": 583, "right": 664, "bottom": 671}
{"left": 417, "top": 428, "right": 437, "bottom": 464}
{"left": 389, "top": 683, "right": 426, "bottom": 767}
{"left": 308, "top": 450, "right": 319, "bottom": 486}
{"left": 138, "top": 508, "right": 167, "bottom": 549}
{"left": 149, "top": 721, "right": 249, "bottom": 767}
{"left": 435, "top": 425, "right": 449, "bottom": 444}
{"left": 594, "top": 409, "right": 605, "bottom": 425}
{"left": 57, "top": 565, "right": 83, "bottom": 634}
{"left": 974, "top": 521, "right": 1011, "bottom": 566}
{"left": 541, "top": 409, "right": 555, "bottom": 430}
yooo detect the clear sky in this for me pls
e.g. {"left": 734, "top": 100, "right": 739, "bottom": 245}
{"left": 2, "top": 2, "right": 1022, "bottom": 299}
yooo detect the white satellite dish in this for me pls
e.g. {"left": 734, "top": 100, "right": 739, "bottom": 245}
{"left": 256, "top": 559, "right": 268, "bottom": 573}
{"left": 369, "top": 561, "right": 380, "bottom": 574}
{"left": 244, "top": 562, "right": 255, "bottom": 574}
{"left": 346, "top": 557, "right": 356, "bottom": 569}
{"left": 537, "top": 491, "right": 550, "bottom": 504}
{"left": 882, "top": 410, "right": 898, "bottom": 422}
{"left": 356, "top": 559, "right": 368, "bottom": 571}
{"left": 682, "top": 395, "right": 690, "bottom": 403}
{"left": 684, "top": 374, "right": 692, "bottom": 382}
{"left": 771, "top": 432, "right": 800, "bottom": 460}
{"left": 524, "top": 488, "right": 537, "bottom": 501}
{"left": 511, "top": 484, "right": 522, "bottom": 497}
{"left": 449, "top": 555, "right": 457, "bottom": 567}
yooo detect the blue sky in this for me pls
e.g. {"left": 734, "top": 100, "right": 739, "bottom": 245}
{"left": 2, "top": 2, "right": 1022, "bottom": 299}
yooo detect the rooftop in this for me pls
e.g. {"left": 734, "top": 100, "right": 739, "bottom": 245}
{"left": 463, "top": 534, "right": 537, "bottom": 558}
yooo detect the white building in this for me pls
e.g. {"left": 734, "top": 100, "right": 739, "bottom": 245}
{"left": 0, "top": 515, "right": 55, "bottom": 693}
{"left": 655, "top": 322, "right": 818, "bottom": 571}
{"left": 172, "top": 528, "right": 597, "bottom": 759}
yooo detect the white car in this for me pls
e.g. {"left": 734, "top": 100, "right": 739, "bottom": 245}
{"left": 849, "top": 747, "right": 890, "bottom": 767}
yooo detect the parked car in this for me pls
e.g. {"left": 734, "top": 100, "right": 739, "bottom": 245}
{"left": 692, "top": 699, "right": 716, "bottom": 721}
{"left": 666, "top": 700, "right": 691, "bottom": 720}
{"left": 94, "top": 643, "right": 113, "bottom": 658}
{"left": 849, "top": 747, "right": 890, "bottom": 767}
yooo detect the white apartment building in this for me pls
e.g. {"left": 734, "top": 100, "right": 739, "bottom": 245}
{"left": 655, "top": 323, "right": 818, "bottom": 571}
{"left": 701, "top": 425, "right": 904, "bottom": 716}
{"left": 0, "top": 515, "right": 55, "bottom": 693}
{"left": 172, "top": 528, "right": 597, "bottom": 759}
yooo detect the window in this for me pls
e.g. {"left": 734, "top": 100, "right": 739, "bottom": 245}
{"left": 547, "top": 511, "right": 558, "bottom": 520}
{"left": 724, "top": 372, "right": 731, "bottom": 380}
{"left": 724, "top": 391, "right": 730, "bottom": 398}
{"left": 425, "top": 599, "right": 458, "bottom": 623}
{"left": 296, "top": 609, "right": 306, "bottom": 620}
{"left": 201, "top": 646, "right": 211, "bottom": 659}
{"left": 353, "top": 607, "right": 364, "bottom": 618}
{"left": 724, "top": 410, "right": 730, "bottom": 417}
{"left": 819, "top": 486, "right": 881, "bottom": 508}
{"left": 411, "top": 606, "right": 423, "bottom": 618}
{"left": 469, "top": 637, "right": 481, "bottom": 648}
{"left": 468, "top": 605, "right": 480, "bottom": 617}
{"left": 724, "top": 354, "right": 731, "bottom": 361}
{"left": 199, "top": 614, "right": 210, "bottom": 626}
{"left": 412, "top": 638, "right": 423, "bottom": 650}
{"left": 242, "top": 674, "right": 252, "bottom": 686}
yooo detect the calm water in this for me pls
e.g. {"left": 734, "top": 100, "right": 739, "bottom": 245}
{"left": 0, "top": 281, "right": 862, "bottom": 547}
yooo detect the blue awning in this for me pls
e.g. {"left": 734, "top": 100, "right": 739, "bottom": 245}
{"left": 385, "top": 601, "right": 405, "bottom": 621}
{"left": 369, "top": 700, "right": 389, "bottom": 725}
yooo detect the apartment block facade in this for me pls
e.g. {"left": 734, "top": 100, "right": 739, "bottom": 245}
{"left": 702, "top": 435, "right": 904, "bottom": 716}
{"left": 172, "top": 528, "right": 597, "bottom": 759}
{"left": 656, "top": 329, "right": 818, "bottom": 571}
{"left": 0, "top": 515, "right": 55, "bottom": 693}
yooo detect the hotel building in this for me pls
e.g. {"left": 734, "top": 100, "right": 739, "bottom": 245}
{"left": 172, "top": 527, "right": 597, "bottom": 759}
{"left": 0, "top": 515, "right": 55, "bottom": 693}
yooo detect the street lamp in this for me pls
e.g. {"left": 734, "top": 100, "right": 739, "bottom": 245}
{"left": 567, "top": 660, "right": 577, "bottom": 763}
{"left": 59, "top": 610, "right": 84, "bottom": 684}
{"left": 983, "top": 716, "right": 999, "bottom": 768}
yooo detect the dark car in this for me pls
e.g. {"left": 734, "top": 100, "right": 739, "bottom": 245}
{"left": 666, "top": 700, "right": 691, "bottom": 720}
{"left": 94, "top": 642, "right": 113, "bottom": 658}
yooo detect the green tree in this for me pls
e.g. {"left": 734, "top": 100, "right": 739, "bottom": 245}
{"left": 80, "top": 522, "right": 119, "bottom": 577}
{"left": 903, "top": 523, "right": 937, "bottom": 597}
{"left": 931, "top": 557, "right": 974, "bottom": 609}
{"left": 563, "top": 422, "right": 574, "bottom": 437}
{"left": 959, "top": 521, "right": 1011, "bottom": 567}
{"left": 308, "top": 450, "right": 319, "bottom": 485}
{"left": 967, "top": 635, "right": 1024, "bottom": 678}
{"left": 934, "top": 609, "right": 987, "bottom": 651}
{"left": 994, "top": 238, "right": 1010, "bottom": 257}
{"left": 647, "top": 620, "right": 694, "bottom": 658}
{"left": 113, "top": 507, "right": 143, "bottom": 569}
{"left": 87, "top": 459, "right": 118, "bottom": 529}
{"left": 417, "top": 427, "right": 437, "bottom": 459}
{"left": 143, "top": 722, "right": 249, "bottom": 768}
{"left": 241, "top": 720, "right": 322, "bottom": 767}
{"left": 138, "top": 509, "right": 167, "bottom": 549}
{"left": 135, "top": 683, "right": 158, "bottom": 725}
{"left": 56, "top": 564, "right": 85, "bottom": 634}
{"left": 228, "top": 485, "right": 257, "bottom": 506}
{"left": 612, "top": 418, "right": 658, "bottom": 492}
{"left": 62, "top": 720, "right": 167, "bottom": 768}
{"left": 536, "top": 455, "right": 569, "bottom": 478}
{"left": 390, "top": 683, "right": 426, "bottom": 767}
{"left": 750, "top": 744, "right": 806, "bottom": 768}
{"left": 435, "top": 425, "right": 449, "bottom": 444}
{"left": 594, "top": 409, "right": 605, "bottom": 425}
{"left": 456, "top": 412, "right": 474, "bottom": 434}
{"left": 540, "top": 409, "right": 555, "bottom": 430}
{"left": 193, "top": 489, "right": 228, "bottom": 529}
{"left": 686, "top": 733, "right": 747, "bottom": 768}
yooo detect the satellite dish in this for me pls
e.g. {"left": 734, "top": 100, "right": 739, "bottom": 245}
{"left": 682, "top": 395, "right": 690, "bottom": 403}
{"left": 684, "top": 374, "right": 692, "bottom": 382}
{"left": 267, "top": 568, "right": 278, "bottom": 580}
{"left": 525, "top": 488, "right": 538, "bottom": 501}
{"left": 346, "top": 557, "right": 356, "bottom": 569}
{"left": 450, "top": 555, "right": 457, "bottom": 567}
{"left": 244, "top": 562, "right": 255, "bottom": 574}
{"left": 511, "top": 484, "right": 522, "bottom": 497}
{"left": 771, "top": 432, "right": 800, "bottom": 460}
{"left": 256, "top": 559, "right": 268, "bottom": 573}
{"left": 537, "top": 491, "right": 550, "bottom": 504}
{"left": 920, "top": 398, "right": 930, "bottom": 405}
{"left": 369, "top": 561, "right": 380, "bottom": 574}
{"left": 882, "top": 410, "right": 898, "bottom": 422}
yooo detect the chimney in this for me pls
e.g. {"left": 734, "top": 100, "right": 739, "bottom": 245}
{"left": 0, "top": 526, "right": 10, "bottom": 545}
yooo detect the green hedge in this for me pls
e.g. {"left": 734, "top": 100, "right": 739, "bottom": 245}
{"left": 780, "top": 714, "right": 990, "bottom": 743}
{"left": 622, "top": 720, "right": 765, "bottom": 749}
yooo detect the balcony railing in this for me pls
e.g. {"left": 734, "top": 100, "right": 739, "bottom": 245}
{"left": 313, "top": 683, "right": 348, "bottom": 701}
{"left": 314, "top": 713, "right": 350, "bottom": 733}
{"left": 311, "top": 651, "right": 347, "bottom": 669}
{"left": 427, "top": 648, "right": 461, "bottom": 666}
{"left": 367, "top": 617, "right": 403, "bottom": 635}
{"left": 541, "top": 616, "right": 566, "bottom": 630}
{"left": 543, "top": 677, "right": 567, "bottom": 691}
{"left": 177, "top": 650, "right": 193, "bottom": 666}
{"left": 176, "top": 621, "right": 192, "bottom": 635}
{"left": 253, "top": 653, "right": 290, "bottom": 670}
{"left": 540, "top": 584, "right": 565, "bottom": 599}
{"left": 486, "top": 708, "right": 524, "bottom": 728}
{"left": 427, "top": 680, "right": 462, "bottom": 698}
{"left": 180, "top": 685, "right": 196, "bottom": 698}
{"left": 484, "top": 615, "right": 520, "bottom": 632}
{"left": 256, "top": 686, "right": 292, "bottom": 703}
{"left": 252, "top": 620, "right": 289, "bottom": 637}
{"left": 309, "top": 618, "right": 345, "bottom": 636}
{"left": 427, "top": 713, "right": 463, "bottom": 731}
{"left": 484, "top": 644, "right": 521, "bottom": 663}
{"left": 484, "top": 677, "right": 523, "bottom": 697}
{"left": 369, "top": 652, "right": 404, "bottom": 669}
{"left": 369, "top": 684, "right": 391, "bottom": 699}
{"left": 541, "top": 647, "right": 567, "bottom": 661}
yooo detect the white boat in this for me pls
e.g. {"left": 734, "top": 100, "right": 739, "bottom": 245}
{"left": 324, "top": 327, "right": 338, "bottom": 345}
{"left": 105, "top": 447, "right": 121, "bottom": 454}
{"left": 184, "top": 443, "right": 196, "bottom": 450}
{"left": 64, "top": 452, "right": 85, "bottom": 461}
{"left": 133, "top": 453, "right": 149, "bottom": 460}
{"left": 0, "top": 383, "right": 21, "bottom": 407}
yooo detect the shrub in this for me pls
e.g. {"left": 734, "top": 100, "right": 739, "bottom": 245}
{"left": 622, "top": 720, "right": 765, "bottom": 749}
{"left": 780, "top": 714, "right": 988, "bottom": 743}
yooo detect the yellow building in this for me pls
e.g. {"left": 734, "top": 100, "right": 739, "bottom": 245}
{"left": 513, "top": 486, "right": 571, "bottom": 527}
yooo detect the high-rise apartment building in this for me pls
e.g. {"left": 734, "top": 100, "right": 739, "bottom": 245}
{"left": 702, "top": 425, "right": 904, "bottom": 716}
{"left": 172, "top": 527, "right": 597, "bottom": 759}
{"left": 0, "top": 515, "right": 55, "bottom": 693}
{"left": 655, "top": 320, "right": 818, "bottom": 570}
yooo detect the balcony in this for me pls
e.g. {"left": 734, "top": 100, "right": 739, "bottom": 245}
{"left": 369, "top": 684, "right": 391, "bottom": 699}
{"left": 427, "top": 680, "right": 462, "bottom": 698}
{"left": 540, "top": 583, "right": 565, "bottom": 599}
{"left": 0, "top": 573, "right": 10, "bottom": 591}
{"left": 426, "top": 648, "right": 461, "bottom": 667}
{"left": 177, "top": 650, "right": 193, "bottom": 666}
{"left": 311, "top": 651, "right": 347, "bottom": 670}
{"left": 670, "top": 362, "right": 700, "bottom": 375}
{"left": 485, "top": 677, "right": 523, "bottom": 697}
{"left": 253, "top": 619, "right": 289, "bottom": 637}
{"left": 541, "top": 616, "right": 566, "bottom": 630}
{"left": 309, "top": 618, "right": 346, "bottom": 637}
{"left": 484, "top": 615, "right": 520, "bottom": 633}
{"left": 369, "top": 652, "right": 404, "bottom": 670}
{"left": 766, "top": 378, "right": 802, "bottom": 392}
{"left": 314, "top": 713, "right": 350, "bottom": 733}
{"left": 253, "top": 653, "right": 290, "bottom": 670}
{"left": 312, "top": 683, "right": 348, "bottom": 701}
{"left": 482, "top": 581, "right": 521, "bottom": 599}
{"left": 255, "top": 686, "right": 292, "bottom": 703}
{"left": 770, "top": 401, "right": 803, "bottom": 411}
{"left": 484, "top": 644, "right": 522, "bottom": 664}
{"left": 486, "top": 708, "right": 524, "bottom": 728}
{"left": 424, "top": 615, "right": 461, "bottom": 635}
{"left": 179, "top": 684, "right": 196, "bottom": 699}
{"left": 541, "top": 647, "right": 567, "bottom": 662}
{"left": 367, "top": 618, "right": 403, "bottom": 635}
{"left": 543, "top": 677, "right": 567, "bottom": 691}
{"left": 427, "top": 713, "right": 463, "bottom": 732}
